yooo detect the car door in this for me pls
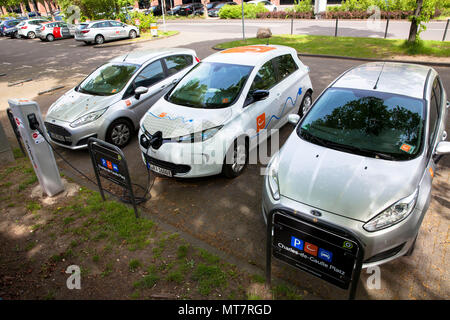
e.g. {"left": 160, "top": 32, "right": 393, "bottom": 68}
{"left": 110, "top": 21, "right": 127, "bottom": 39}
{"left": 122, "top": 59, "right": 169, "bottom": 119}
{"left": 52, "top": 22, "right": 63, "bottom": 39}
{"left": 98, "top": 21, "right": 113, "bottom": 40}
{"left": 243, "top": 58, "right": 280, "bottom": 136}
{"left": 60, "top": 22, "right": 72, "bottom": 38}
{"left": 162, "top": 54, "right": 194, "bottom": 88}
{"left": 271, "top": 54, "right": 307, "bottom": 129}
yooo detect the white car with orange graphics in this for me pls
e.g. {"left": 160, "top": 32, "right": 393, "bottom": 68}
{"left": 36, "top": 21, "right": 75, "bottom": 42}
{"left": 138, "top": 45, "right": 313, "bottom": 178}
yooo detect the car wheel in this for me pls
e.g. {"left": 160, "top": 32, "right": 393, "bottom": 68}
{"left": 129, "top": 30, "right": 137, "bottom": 39}
{"left": 222, "top": 138, "right": 248, "bottom": 179}
{"left": 94, "top": 34, "right": 104, "bottom": 45}
{"left": 46, "top": 34, "right": 55, "bottom": 42}
{"left": 298, "top": 91, "right": 312, "bottom": 118}
{"left": 27, "top": 31, "right": 36, "bottom": 39}
{"left": 14, "top": 32, "right": 20, "bottom": 39}
{"left": 106, "top": 119, "right": 133, "bottom": 148}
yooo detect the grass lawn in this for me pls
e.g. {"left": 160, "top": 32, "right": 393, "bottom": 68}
{"left": 0, "top": 150, "right": 303, "bottom": 300}
{"left": 215, "top": 35, "right": 450, "bottom": 59}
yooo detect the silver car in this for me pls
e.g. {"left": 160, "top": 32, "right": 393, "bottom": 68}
{"left": 74, "top": 20, "right": 139, "bottom": 45}
{"left": 44, "top": 48, "right": 199, "bottom": 149}
{"left": 263, "top": 62, "right": 449, "bottom": 268}
{"left": 36, "top": 21, "right": 75, "bottom": 41}
{"left": 16, "top": 18, "right": 48, "bottom": 39}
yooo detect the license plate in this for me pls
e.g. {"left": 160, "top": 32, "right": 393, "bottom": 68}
{"left": 149, "top": 164, "right": 172, "bottom": 177}
{"left": 50, "top": 132, "right": 65, "bottom": 142}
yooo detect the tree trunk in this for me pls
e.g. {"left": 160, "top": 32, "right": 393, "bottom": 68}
{"left": 408, "top": 0, "right": 423, "bottom": 43}
{"left": 203, "top": 0, "right": 208, "bottom": 18}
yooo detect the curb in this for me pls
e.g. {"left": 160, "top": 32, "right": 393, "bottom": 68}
{"left": 212, "top": 46, "right": 450, "bottom": 67}
{"left": 93, "top": 31, "right": 180, "bottom": 49}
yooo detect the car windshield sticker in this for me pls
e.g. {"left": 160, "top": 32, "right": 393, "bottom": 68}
{"left": 400, "top": 143, "right": 415, "bottom": 154}
{"left": 220, "top": 46, "right": 276, "bottom": 54}
{"left": 111, "top": 89, "right": 117, "bottom": 93}
{"left": 222, "top": 98, "right": 229, "bottom": 103}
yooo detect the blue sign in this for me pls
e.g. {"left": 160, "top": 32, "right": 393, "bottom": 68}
{"left": 101, "top": 158, "right": 107, "bottom": 167}
{"left": 291, "top": 236, "right": 304, "bottom": 251}
{"left": 112, "top": 163, "right": 119, "bottom": 172}
{"left": 318, "top": 248, "right": 333, "bottom": 263}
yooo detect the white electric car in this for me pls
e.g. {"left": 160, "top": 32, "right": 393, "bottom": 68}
{"left": 138, "top": 45, "right": 313, "bottom": 178}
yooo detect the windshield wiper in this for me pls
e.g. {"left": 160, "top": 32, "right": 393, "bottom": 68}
{"left": 300, "top": 129, "right": 397, "bottom": 160}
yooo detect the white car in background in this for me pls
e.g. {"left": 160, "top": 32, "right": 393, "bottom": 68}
{"left": 138, "top": 45, "right": 313, "bottom": 178}
{"left": 248, "top": 0, "right": 278, "bottom": 12}
{"left": 17, "top": 18, "right": 48, "bottom": 39}
{"left": 74, "top": 20, "right": 140, "bottom": 45}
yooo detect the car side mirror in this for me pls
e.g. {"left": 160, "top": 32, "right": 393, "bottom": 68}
{"left": 252, "top": 90, "right": 269, "bottom": 102}
{"left": 134, "top": 86, "right": 148, "bottom": 99}
{"left": 288, "top": 114, "right": 300, "bottom": 126}
{"left": 435, "top": 141, "right": 450, "bottom": 156}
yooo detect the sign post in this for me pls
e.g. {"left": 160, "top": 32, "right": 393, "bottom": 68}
{"left": 87, "top": 138, "right": 139, "bottom": 218}
{"left": 266, "top": 208, "right": 364, "bottom": 300}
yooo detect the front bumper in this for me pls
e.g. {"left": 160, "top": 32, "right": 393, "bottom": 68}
{"left": 138, "top": 128, "right": 224, "bottom": 178}
{"left": 44, "top": 117, "right": 105, "bottom": 150}
{"left": 261, "top": 176, "right": 421, "bottom": 268}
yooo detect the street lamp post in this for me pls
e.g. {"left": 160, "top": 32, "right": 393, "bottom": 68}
{"left": 241, "top": 1, "right": 245, "bottom": 41}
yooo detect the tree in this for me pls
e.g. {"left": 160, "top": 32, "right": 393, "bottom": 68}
{"left": 407, "top": 0, "right": 438, "bottom": 43}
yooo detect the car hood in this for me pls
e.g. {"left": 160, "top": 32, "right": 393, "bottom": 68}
{"left": 141, "top": 98, "right": 232, "bottom": 139}
{"left": 46, "top": 89, "right": 119, "bottom": 123}
{"left": 277, "top": 134, "right": 424, "bottom": 222}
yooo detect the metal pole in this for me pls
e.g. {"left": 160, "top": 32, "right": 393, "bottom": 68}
{"left": 384, "top": 17, "right": 389, "bottom": 39}
{"left": 335, "top": 18, "right": 338, "bottom": 37}
{"left": 265, "top": 210, "right": 274, "bottom": 289}
{"left": 443, "top": 19, "right": 449, "bottom": 41}
{"left": 291, "top": 16, "right": 293, "bottom": 35}
{"left": 241, "top": 1, "right": 245, "bottom": 41}
{"left": 161, "top": 0, "right": 166, "bottom": 33}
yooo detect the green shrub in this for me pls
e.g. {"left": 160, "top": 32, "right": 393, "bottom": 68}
{"left": 292, "top": 0, "right": 313, "bottom": 13}
{"left": 124, "top": 11, "right": 157, "bottom": 32}
{"left": 219, "top": 3, "right": 268, "bottom": 19}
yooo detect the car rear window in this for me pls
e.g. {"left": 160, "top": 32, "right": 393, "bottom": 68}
{"left": 78, "top": 23, "right": 89, "bottom": 30}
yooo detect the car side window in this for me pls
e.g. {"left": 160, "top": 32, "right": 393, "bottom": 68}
{"left": 428, "top": 78, "right": 441, "bottom": 149}
{"left": 274, "top": 54, "right": 299, "bottom": 81}
{"left": 164, "top": 55, "right": 193, "bottom": 76}
{"left": 249, "top": 60, "right": 277, "bottom": 92}
{"left": 134, "top": 60, "right": 166, "bottom": 88}
{"left": 110, "top": 21, "right": 123, "bottom": 27}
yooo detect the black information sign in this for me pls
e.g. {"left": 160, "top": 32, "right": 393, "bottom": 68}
{"left": 88, "top": 138, "right": 138, "bottom": 218}
{"left": 6, "top": 108, "right": 25, "bottom": 156}
{"left": 266, "top": 209, "right": 364, "bottom": 299}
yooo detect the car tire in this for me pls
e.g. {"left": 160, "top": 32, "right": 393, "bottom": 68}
{"left": 129, "top": 30, "right": 137, "bottom": 39}
{"left": 14, "top": 31, "right": 20, "bottom": 39}
{"left": 298, "top": 91, "right": 312, "bottom": 118}
{"left": 222, "top": 138, "right": 248, "bottom": 179}
{"left": 46, "top": 34, "right": 55, "bottom": 42}
{"left": 27, "top": 31, "right": 36, "bottom": 39}
{"left": 94, "top": 34, "right": 104, "bottom": 45}
{"left": 106, "top": 119, "right": 133, "bottom": 148}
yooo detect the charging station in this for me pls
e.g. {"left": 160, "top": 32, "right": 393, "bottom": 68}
{"left": 8, "top": 99, "right": 65, "bottom": 197}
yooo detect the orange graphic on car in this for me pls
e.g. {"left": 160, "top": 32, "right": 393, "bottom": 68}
{"left": 257, "top": 113, "right": 265, "bottom": 133}
{"left": 221, "top": 46, "right": 276, "bottom": 54}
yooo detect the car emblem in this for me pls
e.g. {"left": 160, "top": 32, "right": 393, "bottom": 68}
{"left": 310, "top": 210, "right": 322, "bottom": 217}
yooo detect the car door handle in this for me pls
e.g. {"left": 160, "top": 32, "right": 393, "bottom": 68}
{"left": 172, "top": 79, "right": 178, "bottom": 84}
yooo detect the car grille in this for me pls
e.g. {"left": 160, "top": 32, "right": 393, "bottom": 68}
{"left": 143, "top": 153, "right": 190, "bottom": 174}
{"left": 45, "top": 122, "right": 72, "bottom": 145}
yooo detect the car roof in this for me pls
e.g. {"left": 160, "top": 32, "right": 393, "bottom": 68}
{"left": 205, "top": 45, "right": 296, "bottom": 66}
{"left": 332, "top": 62, "right": 432, "bottom": 99}
{"left": 109, "top": 48, "right": 195, "bottom": 65}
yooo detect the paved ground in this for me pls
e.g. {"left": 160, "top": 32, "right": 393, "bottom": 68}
{"left": 161, "top": 19, "right": 450, "bottom": 41}
{"left": 0, "top": 30, "right": 449, "bottom": 300}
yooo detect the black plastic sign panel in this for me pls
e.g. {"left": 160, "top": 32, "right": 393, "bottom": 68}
{"left": 266, "top": 209, "right": 364, "bottom": 299}
{"left": 88, "top": 138, "right": 138, "bottom": 218}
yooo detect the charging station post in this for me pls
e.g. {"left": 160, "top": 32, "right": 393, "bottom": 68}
{"left": 8, "top": 99, "right": 65, "bottom": 197}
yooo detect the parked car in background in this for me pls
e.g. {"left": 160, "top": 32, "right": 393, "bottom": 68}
{"left": 208, "top": 2, "right": 237, "bottom": 17}
{"left": 27, "top": 11, "right": 41, "bottom": 18}
{"left": 167, "top": 5, "right": 182, "bottom": 15}
{"left": 45, "top": 48, "right": 199, "bottom": 149}
{"left": 145, "top": 5, "right": 162, "bottom": 16}
{"left": 138, "top": 45, "right": 313, "bottom": 178}
{"left": 248, "top": 0, "right": 278, "bottom": 12}
{"left": 0, "top": 19, "right": 21, "bottom": 36}
{"left": 74, "top": 20, "right": 139, "bottom": 45}
{"left": 262, "top": 62, "right": 449, "bottom": 268}
{"left": 16, "top": 18, "right": 48, "bottom": 39}
{"left": 179, "top": 3, "right": 204, "bottom": 16}
{"left": 36, "top": 21, "right": 75, "bottom": 41}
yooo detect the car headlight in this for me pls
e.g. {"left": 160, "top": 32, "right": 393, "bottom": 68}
{"left": 70, "top": 108, "right": 108, "bottom": 128}
{"left": 267, "top": 153, "right": 280, "bottom": 201}
{"left": 176, "top": 126, "right": 222, "bottom": 143}
{"left": 363, "top": 189, "right": 419, "bottom": 232}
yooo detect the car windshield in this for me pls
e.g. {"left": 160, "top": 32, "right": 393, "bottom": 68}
{"left": 167, "top": 62, "right": 253, "bottom": 109}
{"left": 78, "top": 23, "right": 89, "bottom": 29}
{"left": 297, "top": 88, "right": 425, "bottom": 161}
{"left": 77, "top": 63, "right": 140, "bottom": 96}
